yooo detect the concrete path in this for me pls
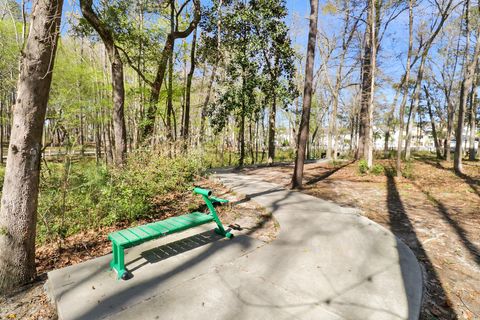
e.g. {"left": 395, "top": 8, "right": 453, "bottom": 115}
{"left": 47, "top": 172, "right": 423, "bottom": 320}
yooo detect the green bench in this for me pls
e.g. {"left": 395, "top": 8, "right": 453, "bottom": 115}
{"left": 108, "top": 187, "right": 233, "bottom": 280}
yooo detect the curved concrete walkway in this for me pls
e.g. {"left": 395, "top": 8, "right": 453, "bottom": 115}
{"left": 47, "top": 172, "right": 423, "bottom": 320}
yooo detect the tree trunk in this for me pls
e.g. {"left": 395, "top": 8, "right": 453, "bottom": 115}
{"left": 166, "top": 58, "right": 174, "bottom": 141}
{"left": 455, "top": 1, "right": 480, "bottom": 173}
{"left": 165, "top": 1, "right": 175, "bottom": 143}
{"left": 145, "top": 35, "right": 173, "bottom": 139}
{"left": 292, "top": 0, "right": 318, "bottom": 189}
{"left": 396, "top": 0, "right": 413, "bottom": 177}
{"left": 143, "top": 0, "right": 201, "bottom": 141}
{"left": 0, "top": 0, "right": 63, "bottom": 291}
{"left": 445, "top": 101, "right": 455, "bottom": 160}
{"left": 267, "top": 92, "right": 276, "bottom": 164}
{"left": 238, "top": 112, "right": 245, "bottom": 167}
{"left": 0, "top": 97, "right": 3, "bottom": 164}
{"left": 182, "top": 27, "right": 197, "bottom": 150}
{"left": 356, "top": 0, "right": 376, "bottom": 168}
{"left": 404, "top": 54, "right": 426, "bottom": 160}
{"left": 424, "top": 86, "right": 443, "bottom": 159}
{"left": 468, "top": 73, "right": 478, "bottom": 160}
{"left": 384, "top": 90, "right": 400, "bottom": 156}
{"left": 80, "top": 0, "right": 127, "bottom": 166}
{"left": 200, "top": 0, "right": 223, "bottom": 142}
{"left": 249, "top": 119, "right": 254, "bottom": 164}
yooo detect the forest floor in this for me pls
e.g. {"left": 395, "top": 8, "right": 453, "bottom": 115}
{"left": 241, "top": 155, "right": 480, "bottom": 320}
{"left": 0, "top": 179, "right": 277, "bottom": 320}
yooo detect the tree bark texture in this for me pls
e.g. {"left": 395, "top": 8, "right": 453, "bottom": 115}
{"left": 292, "top": 0, "right": 318, "bottom": 189}
{"left": 356, "top": 0, "right": 376, "bottom": 168}
{"left": 455, "top": 0, "right": 480, "bottom": 173}
{"left": 181, "top": 27, "right": 197, "bottom": 149}
{"left": 396, "top": 0, "right": 413, "bottom": 177}
{"left": 80, "top": 0, "right": 127, "bottom": 166}
{"left": 0, "top": 0, "right": 64, "bottom": 292}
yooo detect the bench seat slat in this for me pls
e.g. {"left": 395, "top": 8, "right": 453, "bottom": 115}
{"left": 124, "top": 229, "right": 147, "bottom": 245}
{"left": 108, "top": 232, "right": 132, "bottom": 246}
{"left": 108, "top": 212, "right": 215, "bottom": 248}
{"left": 117, "top": 230, "right": 141, "bottom": 245}
{"left": 160, "top": 220, "right": 181, "bottom": 230}
{"left": 129, "top": 227, "right": 152, "bottom": 239}
{"left": 145, "top": 223, "right": 169, "bottom": 236}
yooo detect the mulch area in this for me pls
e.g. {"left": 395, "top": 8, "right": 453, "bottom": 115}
{"left": 242, "top": 157, "right": 480, "bottom": 320}
{"left": 0, "top": 178, "right": 277, "bottom": 320}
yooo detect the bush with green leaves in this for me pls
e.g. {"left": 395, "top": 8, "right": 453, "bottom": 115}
{"left": 371, "top": 164, "right": 385, "bottom": 175}
{"left": 29, "top": 152, "right": 206, "bottom": 244}
{"left": 358, "top": 159, "right": 369, "bottom": 174}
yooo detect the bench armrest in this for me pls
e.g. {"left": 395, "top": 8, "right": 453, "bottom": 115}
{"left": 210, "top": 196, "right": 229, "bottom": 204}
{"left": 193, "top": 187, "right": 212, "bottom": 197}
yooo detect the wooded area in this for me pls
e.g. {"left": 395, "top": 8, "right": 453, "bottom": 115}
{"left": 0, "top": 0, "right": 479, "bottom": 317}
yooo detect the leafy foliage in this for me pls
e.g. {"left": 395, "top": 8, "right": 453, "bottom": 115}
{"left": 358, "top": 159, "right": 369, "bottom": 174}
{"left": 28, "top": 152, "right": 205, "bottom": 244}
{"left": 202, "top": 0, "right": 297, "bottom": 134}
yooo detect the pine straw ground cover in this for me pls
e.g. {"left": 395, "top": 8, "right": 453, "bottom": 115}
{"left": 0, "top": 178, "right": 277, "bottom": 320}
{"left": 242, "top": 156, "right": 480, "bottom": 320}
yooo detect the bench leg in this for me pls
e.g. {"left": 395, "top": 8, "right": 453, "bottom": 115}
{"left": 202, "top": 195, "right": 233, "bottom": 239}
{"left": 110, "top": 243, "right": 127, "bottom": 280}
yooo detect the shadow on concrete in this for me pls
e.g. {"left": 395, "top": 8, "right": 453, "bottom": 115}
{"left": 215, "top": 177, "right": 422, "bottom": 319}
{"left": 72, "top": 233, "right": 254, "bottom": 320}
{"left": 231, "top": 187, "right": 284, "bottom": 206}
{"left": 126, "top": 230, "right": 225, "bottom": 274}
{"left": 386, "top": 175, "right": 457, "bottom": 319}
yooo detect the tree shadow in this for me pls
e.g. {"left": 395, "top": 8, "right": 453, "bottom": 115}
{"left": 215, "top": 175, "right": 424, "bottom": 319}
{"left": 305, "top": 161, "right": 354, "bottom": 185}
{"left": 386, "top": 175, "right": 457, "bottom": 319}
{"left": 413, "top": 183, "right": 480, "bottom": 266}
{"left": 416, "top": 157, "right": 480, "bottom": 198}
{"left": 126, "top": 230, "right": 225, "bottom": 274}
{"left": 69, "top": 233, "right": 254, "bottom": 320}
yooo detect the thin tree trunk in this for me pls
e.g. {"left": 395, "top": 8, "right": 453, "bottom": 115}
{"left": 292, "top": 0, "right": 318, "bottom": 189}
{"left": 424, "top": 86, "right": 443, "bottom": 159}
{"left": 0, "top": 0, "right": 63, "bottom": 291}
{"left": 249, "top": 119, "right": 254, "bottom": 164}
{"left": 0, "top": 97, "right": 3, "bottom": 164}
{"left": 267, "top": 91, "right": 276, "bottom": 164}
{"left": 80, "top": 0, "right": 127, "bottom": 166}
{"left": 238, "top": 112, "right": 245, "bottom": 167}
{"left": 404, "top": 54, "right": 426, "bottom": 160}
{"left": 468, "top": 71, "right": 478, "bottom": 160}
{"left": 143, "top": 0, "right": 201, "bottom": 141}
{"left": 396, "top": 0, "right": 413, "bottom": 177}
{"left": 200, "top": 0, "right": 223, "bottom": 141}
{"left": 455, "top": 0, "right": 480, "bottom": 173}
{"left": 182, "top": 27, "right": 197, "bottom": 150}
{"left": 384, "top": 90, "right": 400, "bottom": 156}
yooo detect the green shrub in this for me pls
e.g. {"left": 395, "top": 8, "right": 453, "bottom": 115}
{"left": 34, "top": 151, "right": 206, "bottom": 244}
{"left": 371, "top": 164, "right": 385, "bottom": 175}
{"left": 358, "top": 159, "right": 369, "bottom": 174}
{"left": 402, "top": 160, "right": 414, "bottom": 179}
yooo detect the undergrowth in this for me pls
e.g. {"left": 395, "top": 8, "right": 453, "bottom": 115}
{"left": 1, "top": 151, "right": 206, "bottom": 244}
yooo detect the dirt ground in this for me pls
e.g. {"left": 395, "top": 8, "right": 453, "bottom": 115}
{"left": 0, "top": 179, "right": 277, "bottom": 320}
{"left": 242, "top": 156, "right": 480, "bottom": 320}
